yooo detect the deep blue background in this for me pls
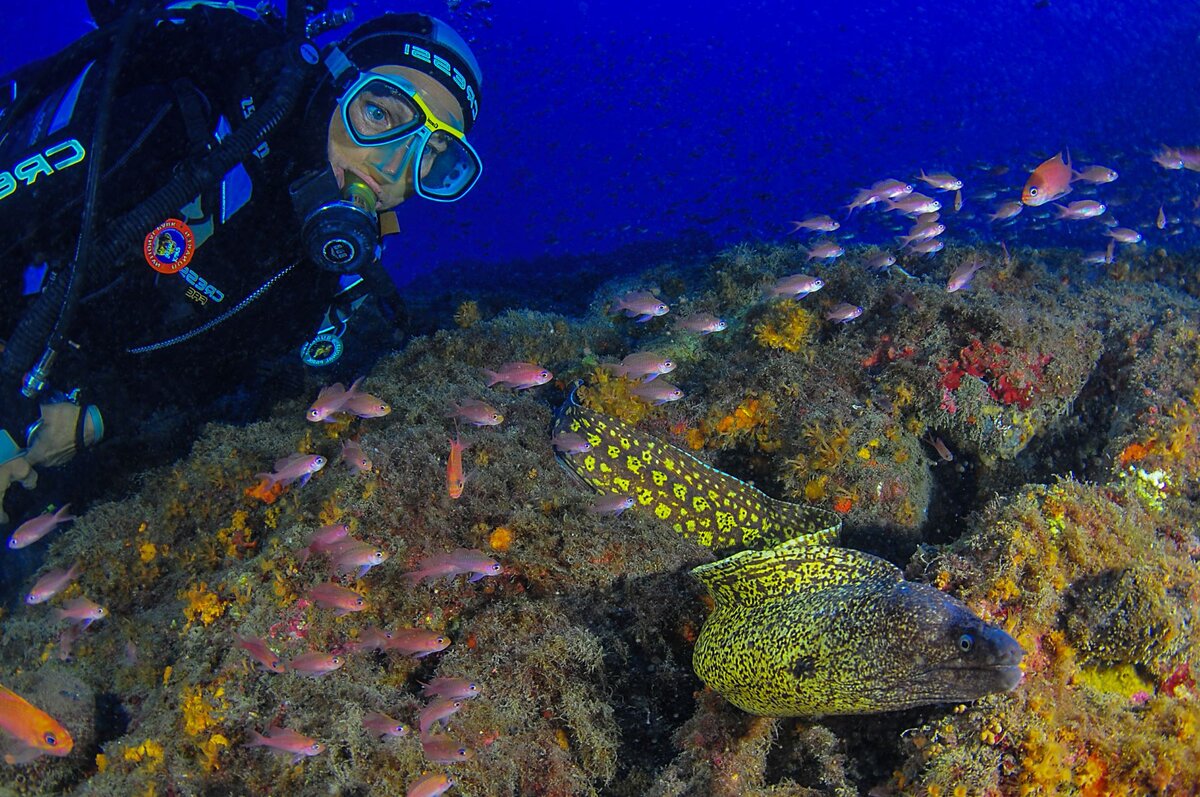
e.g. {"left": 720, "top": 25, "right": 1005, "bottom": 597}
{"left": 5, "top": 0, "right": 1200, "bottom": 286}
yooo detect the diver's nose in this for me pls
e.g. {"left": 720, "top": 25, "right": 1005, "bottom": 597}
{"left": 376, "top": 144, "right": 408, "bottom": 178}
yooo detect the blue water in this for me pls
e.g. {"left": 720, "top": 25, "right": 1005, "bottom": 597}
{"left": 7, "top": 0, "right": 1200, "bottom": 288}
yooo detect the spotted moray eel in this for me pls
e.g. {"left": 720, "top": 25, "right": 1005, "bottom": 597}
{"left": 554, "top": 385, "right": 1024, "bottom": 716}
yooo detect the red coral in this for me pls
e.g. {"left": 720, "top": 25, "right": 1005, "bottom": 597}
{"left": 937, "top": 338, "right": 1053, "bottom": 410}
{"left": 1162, "top": 662, "right": 1194, "bottom": 697}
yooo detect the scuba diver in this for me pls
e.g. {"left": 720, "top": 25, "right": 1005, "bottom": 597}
{"left": 0, "top": 1, "right": 483, "bottom": 521}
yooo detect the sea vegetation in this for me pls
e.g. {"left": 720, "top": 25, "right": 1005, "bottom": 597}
{"left": 3, "top": 240, "right": 1200, "bottom": 796}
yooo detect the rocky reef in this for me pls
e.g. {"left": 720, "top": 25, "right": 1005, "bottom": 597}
{"left": 2, "top": 240, "right": 1198, "bottom": 796}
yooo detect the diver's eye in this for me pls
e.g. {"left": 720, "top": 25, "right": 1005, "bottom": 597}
{"left": 958, "top": 633, "right": 975, "bottom": 653}
{"left": 364, "top": 103, "right": 387, "bottom": 123}
{"left": 44, "top": 732, "right": 57, "bottom": 746}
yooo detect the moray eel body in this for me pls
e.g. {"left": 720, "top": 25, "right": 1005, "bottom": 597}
{"left": 554, "top": 385, "right": 1024, "bottom": 716}
{"left": 553, "top": 387, "right": 840, "bottom": 551}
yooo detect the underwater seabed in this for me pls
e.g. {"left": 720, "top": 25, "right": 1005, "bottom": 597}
{"left": 2, "top": 239, "right": 1200, "bottom": 796}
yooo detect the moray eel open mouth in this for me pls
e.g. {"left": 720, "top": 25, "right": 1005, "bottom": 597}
{"left": 554, "top": 384, "right": 1024, "bottom": 716}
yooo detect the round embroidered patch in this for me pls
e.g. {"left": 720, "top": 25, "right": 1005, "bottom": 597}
{"left": 144, "top": 219, "right": 195, "bottom": 274}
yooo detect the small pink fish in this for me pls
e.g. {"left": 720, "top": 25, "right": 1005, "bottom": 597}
{"left": 1052, "top": 200, "right": 1106, "bottom": 220}
{"left": 1152, "top": 147, "right": 1185, "bottom": 170}
{"left": 8, "top": 505, "right": 75, "bottom": 550}
{"left": 445, "top": 399, "right": 504, "bottom": 426}
{"left": 343, "top": 392, "right": 391, "bottom": 419}
{"left": 56, "top": 623, "right": 84, "bottom": 661}
{"left": 926, "top": 434, "right": 955, "bottom": 463}
{"left": 865, "top": 252, "right": 897, "bottom": 272}
{"left": 551, "top": 432, "right": 592, "bottom": 455}
{"left": 885, "top": 193, "right": 941, "bottom": 216}
{"left": 629, "top": 380, "right": 684, "bottom": 405}
{"left": 675, "top": 313, "right": 727, "bottom": 334}
{"left": 420, "top": 733, "right": 474, "bottom": 763}
{"left": 447, "top": 434, "right": 468, "bottom": 500}
{"left": 801, "top": 240, "right": 845, "bottom": 261}
{"left": 916, "top": 169, "right": 962, "bottom": 191}
{"left": 419, "top": 698, "right": 464, "bottom": 735}
{"left": 1073, "top": 164, "right": 1118, "bottom": 184}
{"left": 402, "top": 548, "right": 502, "bottom": 586}
{"left": 1105, "top": 227, "right": 1142, "bottom": 244}
{"left": 25, "top": 563, "right": 81, "bottom": 605}
{"left": 347, "top": 626, "right": 394, "bottom": 653}
{"left": 287, "top": 652, "right": 344, "bottom": 677}
{"left": 871, "top": 178, "right": 914, "bottom": 199}
{"left": 235, "top": 634, "right": 287, "bottom": 673}
{"left": 297, "top": 523, "right": 351, "bottom": 566}
{"left": 54, "top": 596, "right": 107, "bottom": 627}
{"left": 341, "top": 439, "right": 372, "bottom": 473}
{"left": 589, "top": 495, "right": 635, "bottom": 516}
{"left": 307, "top": 377, "right": 363, "bottom": 422}
{"left": 407, "top": 772, "right": 455, "bottom": 797}
{"left": 330, "top": 541, "right": 389, "bottom": 578}
{"left": 909, "top": 239, "right": 945, "bottom": 255}
{"left": 606, "top": 351, "right": 676, "bottom": 382}
{"left": 825, "top": 303, "right": 863, "bottom": 324}
{"left": 244, "top": 726, "right": 326, "bottom": 764}
{"left": 947, "top": 260, "right": 986, "bottom": 293}
{"left": 363, "top": 711, "right": 409, "bottom": 739}
{"left": 612, "top": 290, "right": 670, "bottom": 322}
{"left": 386, "top": 628, "right": 452, "bottom": 658}
{"left": 308, "top": 582, "right": 367, "bottom": 616}
{"left": 899, "top": 221, "right": 945, "bottom": 247}
{"left": 481, "top": 362, "right": 553, "bottom": 390}
{"left": 988, "top": 201, "right": 1024, "bottom": 222}
{"left": 787, "top": 214, "right": 840, "bottom": 233}
{"left": 256, "top": 453, "right": 326, "bottom": 488}
{"left": 421, "top": 677, "right": 482, "bottom": 700}
{"left": 768, "top": 273, "right": 824, "bottom": 298}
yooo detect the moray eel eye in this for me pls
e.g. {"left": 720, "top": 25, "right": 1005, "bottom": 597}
{"left": 958, "top": 633, "right": 975, "bottom": 653}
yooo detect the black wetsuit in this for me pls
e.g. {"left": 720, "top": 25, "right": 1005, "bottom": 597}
{"left": 0, "top": 5, "right": 347, "bottom": 461}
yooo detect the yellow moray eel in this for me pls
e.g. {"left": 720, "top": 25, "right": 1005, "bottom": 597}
{"left": 554, "top": 385, "right": 1024, "bottom": 716}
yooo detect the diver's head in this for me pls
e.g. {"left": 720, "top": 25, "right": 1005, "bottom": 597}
{"left": 306, "top": 13, "right": 483, "bottom": 211}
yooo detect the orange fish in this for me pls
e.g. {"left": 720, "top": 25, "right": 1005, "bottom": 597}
{"left": 0, "top": 683, "right": 73, "bottom": 764}
{"left": 1021, "top": 151, "right": 1073, "bottom": 207}
{"left": 446, "top": 434, "right": 468, "bottom": 499}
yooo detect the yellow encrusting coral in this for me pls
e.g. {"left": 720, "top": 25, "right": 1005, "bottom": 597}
{"left": 752, "top": 300, "right": 817, "bottom": 353}
{"left": 579, "top": 368, "right": 655, "bottom": 425}
{"left": 180, "top": 582, "right": 228, "bottom": 627}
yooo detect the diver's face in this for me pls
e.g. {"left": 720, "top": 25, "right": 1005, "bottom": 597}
{"left": 326, "top": 66, "right": 465, "bottom": 211}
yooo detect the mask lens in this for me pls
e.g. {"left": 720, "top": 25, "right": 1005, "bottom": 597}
{"left": 415, "top": 130, "right": 481, "bottom": 201}
{"left": 344, "top": 78, "right": 423, "bottom": 144}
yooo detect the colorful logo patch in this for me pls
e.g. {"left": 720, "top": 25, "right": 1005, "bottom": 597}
{"left": 144, "top": 219, "right": 195, "bottom": 274}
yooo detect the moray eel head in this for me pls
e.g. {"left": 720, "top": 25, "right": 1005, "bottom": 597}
{"left": 692, "top": 539, "right": 1024, "bottom": 716}
{"left": 874, "top": 579, "right": 1025, "bottom": 710}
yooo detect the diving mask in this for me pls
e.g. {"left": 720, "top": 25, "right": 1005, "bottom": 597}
{"left": 339, "top": 71, "right": 482, "bottom": 202}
